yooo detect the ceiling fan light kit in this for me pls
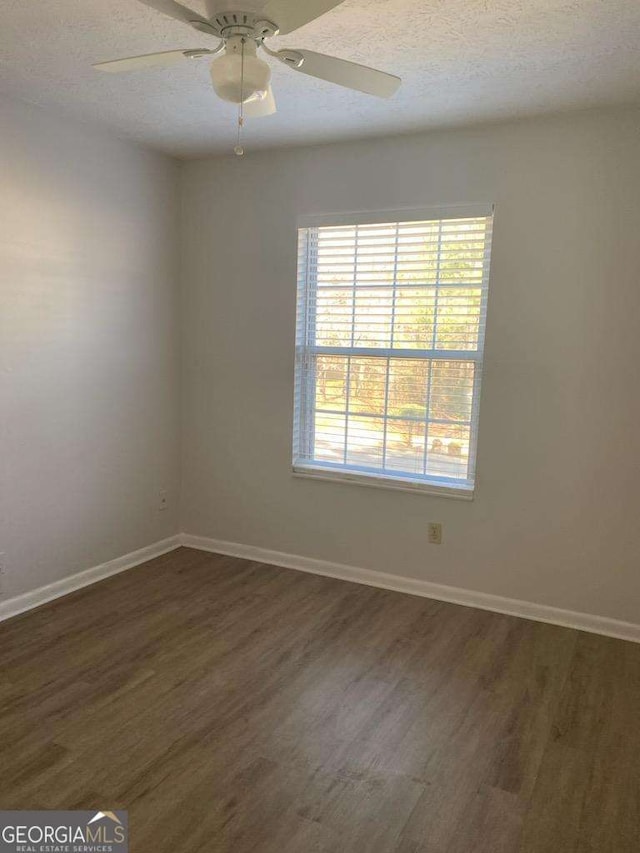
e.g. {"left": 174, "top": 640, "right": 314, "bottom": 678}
{"left": 210, "top": 37, "right": 271, "bottom": 104}
{"left": 94, "top": 1, "right": 402, "bottom": 153}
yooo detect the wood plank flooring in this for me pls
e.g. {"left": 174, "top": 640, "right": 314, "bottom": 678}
{"left": 1, "top": 546, "right": 639, "bottom": 852}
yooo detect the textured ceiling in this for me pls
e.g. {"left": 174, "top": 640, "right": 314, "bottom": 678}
{"left": 1, "top": 0, "right": 639, "bottom": 158}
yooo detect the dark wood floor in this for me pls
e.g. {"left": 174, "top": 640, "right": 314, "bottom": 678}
{"left": 1, "top": 547, "right": 639, "bottom": 852}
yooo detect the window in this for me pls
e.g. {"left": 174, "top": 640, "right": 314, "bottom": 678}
{"left": 293, "top": 205, "right": 493, "bottom": 498}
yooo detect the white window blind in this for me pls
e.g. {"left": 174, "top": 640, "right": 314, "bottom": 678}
{"left": 293, "top": 206, "right": 493, "bottom": 497}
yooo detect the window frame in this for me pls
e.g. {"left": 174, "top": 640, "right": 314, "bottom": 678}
{"left": 293, "top": 204, "right": 494, "bottom": 499}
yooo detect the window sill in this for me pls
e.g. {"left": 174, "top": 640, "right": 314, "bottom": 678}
{"left": 292, "top": 465, "right": 475, "bottom": 501}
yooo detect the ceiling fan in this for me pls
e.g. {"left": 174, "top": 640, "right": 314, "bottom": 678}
{"left": 94, "top": 0, "right": 401, "bottom": 152}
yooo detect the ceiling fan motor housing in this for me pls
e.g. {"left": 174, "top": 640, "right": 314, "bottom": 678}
{"left": 199, "top": 9, "right": 279, "bottom": 40}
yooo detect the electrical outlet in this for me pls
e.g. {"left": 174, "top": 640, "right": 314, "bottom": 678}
{"left": 428, "top": 523, "right": 442, "bottom": 545}
{"left": 0, "top": 552, "right": 6, "bottom": 595}
{"left": 158, "top": 490, "right": 168, "bottom": 512}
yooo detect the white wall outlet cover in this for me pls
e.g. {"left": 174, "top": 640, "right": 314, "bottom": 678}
{"left": 428, "top": 523, "right": 442, "bottom": 545}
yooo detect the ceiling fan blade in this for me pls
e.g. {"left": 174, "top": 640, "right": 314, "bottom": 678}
{"left": 93, "top": 49, "right": 212, "bottom": 73}
{"left": 277, "top": 50, "right": 401, "bottom": 98}
{"left": 262, "top": 0, "right": 346, "bottom": 35}
{"left": 135, "top": 0, "right": 210, "bottom": 27}
{"left": 243, "top": 86, "right": 277, "bottom": 117}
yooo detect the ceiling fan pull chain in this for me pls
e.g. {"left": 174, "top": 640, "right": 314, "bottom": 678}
{"left": 235, "top": 37, "right": 246, "bottom": 156}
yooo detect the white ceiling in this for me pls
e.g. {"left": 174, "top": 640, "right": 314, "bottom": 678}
{"left": 1, "top": 0, "right": 639, "bottom": 158}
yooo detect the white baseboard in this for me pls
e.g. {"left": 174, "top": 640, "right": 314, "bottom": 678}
{"left": 0, "top": 535, "right": 182, "bottom": 623}
{"left": 180, "top": 533, "right": 640, "bottom": 644}
{"left": 3, "top": 532, "right": 638, "bottom": 644}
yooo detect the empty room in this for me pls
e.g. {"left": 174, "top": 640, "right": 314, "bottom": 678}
{"left": 1, "top": 0, "right": 639, "bottom": 850}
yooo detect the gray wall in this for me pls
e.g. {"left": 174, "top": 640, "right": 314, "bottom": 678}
{"left": 0, "top": 95, "right": 181, "bottom": 598}
{"left": 181, "top": 107, "right": 640, "bottom": 624}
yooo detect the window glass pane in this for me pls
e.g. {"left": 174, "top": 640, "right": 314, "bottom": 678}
{"left": 429, "top": 361, "right": 475, "bottom": 423}
{"left": 315, "top": 288, "right": 353, "bottom": 346}
{"left": 314, "top": 412, "right": 346, "bottom": 463}
{"left": 425, "top": 423, "right": 471, "bottom": 480}
{"left": 347, "top": 357, "right": 387, "bottom": 416}
{"left": 354, "top": 234, "right": 396, "bottom": 286}
{"left": 317, "top": 227, "right": 355, "bottom": 288}
{"left": 315, "top": 355, "right": 348, "bottom": 413}
{"left": 435, "top": 288, "right": 482, "bottom": 350}
{"left": 346, "top": 415, "right": 384, "bottom": 468}
{"left": 388, "top": 359, "right": 429, "bottom": 416}
{"left": 392, "top": 288, "right": 436, "bottom": 349}
{"left": 384, "top": 418, "right": 427, "bottom": 475}
{"left": 353, "top": 288, "right": 393, "bottom": 347}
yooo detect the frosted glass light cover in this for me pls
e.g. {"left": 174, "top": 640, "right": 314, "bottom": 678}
{"left": 210, "top": 51, "right": 271, "bottom": 103}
